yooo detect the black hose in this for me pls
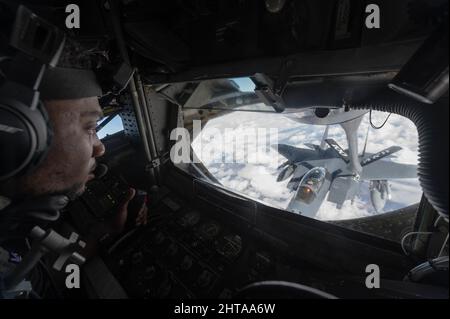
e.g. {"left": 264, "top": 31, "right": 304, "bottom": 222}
{"left": 347, "top": 88, "right": 449, "bottom": 216}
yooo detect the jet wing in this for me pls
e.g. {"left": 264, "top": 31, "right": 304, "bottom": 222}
{"left": 361, "top": 160, "right": 417, "bottom": 180}
{"left": 304, "top": 143, "right": 322, "bottom": 152}
{"left": 276, "top": 144, "right": 317, "bottom": 162}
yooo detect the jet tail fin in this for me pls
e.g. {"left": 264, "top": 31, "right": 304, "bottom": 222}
{"left": 360, "top": 146, "right": 402, "bottom": 166}
{"left": 325, "top": 138, "right": 349, "bottom": 163}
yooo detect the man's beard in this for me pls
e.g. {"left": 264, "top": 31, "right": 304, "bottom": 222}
{"left": 57, "top": 182, "right": 86, "bottom": 201}
{"left": 1, "top": 175, "right": 87, "bottom": 203}
{"left": 36, "top": 181, "right": 86, "bottom": 201}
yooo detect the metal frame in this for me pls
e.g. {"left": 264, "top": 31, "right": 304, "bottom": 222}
{"left": 144, "top": 39, "right": 424, "bottom": 85}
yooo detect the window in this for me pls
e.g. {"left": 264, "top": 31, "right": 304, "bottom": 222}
{"left": 178, "top": 77, "right": 422, "bottom": 240}
{"left": 97, "top": 115, "right": 124, "bottom": 140}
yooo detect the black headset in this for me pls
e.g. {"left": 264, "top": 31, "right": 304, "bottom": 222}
{"left": 0, "top": 93, "right": 53, "bottom": 181}
{"left": 0, "top": 5, "right": 65, "bottom": 182}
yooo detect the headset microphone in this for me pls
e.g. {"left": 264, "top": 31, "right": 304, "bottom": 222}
{"left": 93, "top": 163, "right": 109, "bottom": 179}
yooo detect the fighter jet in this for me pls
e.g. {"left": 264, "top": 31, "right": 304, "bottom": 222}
{"left": 275, "top": 108, "right": 417, "bottom": 217}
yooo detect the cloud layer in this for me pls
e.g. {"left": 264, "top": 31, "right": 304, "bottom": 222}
{"left": 192, "top": 110, "right": 421, "bottom": 221}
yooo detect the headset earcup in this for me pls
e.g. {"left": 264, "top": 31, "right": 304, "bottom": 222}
{"left": 0, "top": 98, "right": 52, "bottom": 181}
{"left": 33, "top": 100, "right": 53, "bottom": 167}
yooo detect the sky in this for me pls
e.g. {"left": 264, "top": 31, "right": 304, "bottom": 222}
{"left": 97, "top": 115, "right": 124, "bottom": 140}
{"left": 191, "top": 78, "right": 422, "bottom": 221}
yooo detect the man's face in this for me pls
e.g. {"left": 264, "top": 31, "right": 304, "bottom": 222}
{"left": 19, "top": 97, "right": 105, "bottom": 199}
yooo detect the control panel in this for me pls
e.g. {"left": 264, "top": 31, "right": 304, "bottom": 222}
{"left": 104, "top": 201, "right": 286, "bottom": 298}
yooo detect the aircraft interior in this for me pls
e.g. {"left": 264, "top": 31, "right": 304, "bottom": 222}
{"left": 0, "top": 0, "right": 448, "bottom": 299}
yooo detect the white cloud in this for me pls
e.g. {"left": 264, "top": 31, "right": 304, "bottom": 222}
{"left": 316, "top": 198, "right": 372, "bottom": 221}
{"left": 191, "top": 110, "right": 422, "bottom": 221}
